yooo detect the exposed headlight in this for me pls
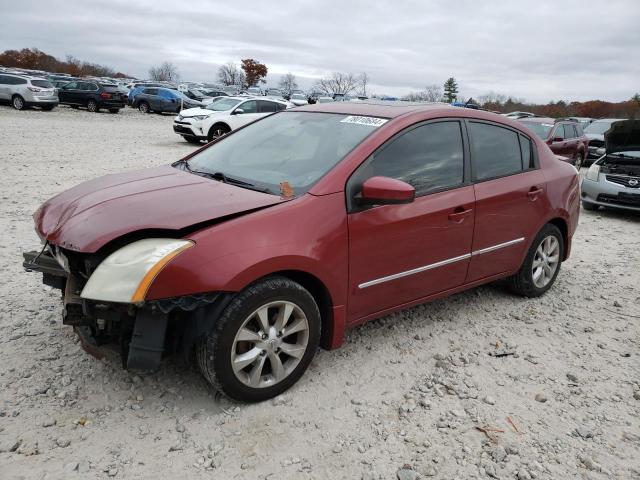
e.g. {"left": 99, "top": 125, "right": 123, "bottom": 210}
{"left": 191, "top": 115, "right": 210, "bottom": 121}
{"left": 585, "top": 163, "right": 600, "bottom": 182}
{"left": 81, "top": 238, "right": 194, "bottom": 303}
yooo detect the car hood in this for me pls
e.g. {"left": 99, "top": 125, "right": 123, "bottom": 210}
{"left": 34, "top": 165, "right": 285, "bottom": 253}
{"left": 179, "top": 107, "right": 217, "bottom": 117}
{"left": 605, "top": 120, "right": 640, "bottom": 154}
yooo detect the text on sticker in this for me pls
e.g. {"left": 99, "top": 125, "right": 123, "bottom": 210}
{"left": 340, "top": 116, "right": 388, "bottom": 127}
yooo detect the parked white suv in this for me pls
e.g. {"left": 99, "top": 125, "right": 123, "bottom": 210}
{"left": 0, "top": 74, "right": 58, "bottom": 110}
{"left": 173, "top": 96, "right": 289, "bottom": 143}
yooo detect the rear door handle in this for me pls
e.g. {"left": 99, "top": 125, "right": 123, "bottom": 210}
{"left": 527, "top": 187, "right": 544, "bottom": 200}
{"left": 448, "top": 206, "right": 473, "bottom": 223}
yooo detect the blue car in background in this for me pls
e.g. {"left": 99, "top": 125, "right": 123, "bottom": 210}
{"left": 131, "top": 87, "right": 202, "bottom": 113}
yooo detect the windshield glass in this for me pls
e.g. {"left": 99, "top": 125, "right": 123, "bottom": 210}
{"left": 585, "top": 120, "right": 616, "bottom": 135}
{"left": 206, "top": 98, "right": 241, "bottom": 111}
{"left": 32, "top": 80, "right": 53, "bottom": 88}
{"left": 521, "top": 122, "right": 553, "bottom": 139}
{"left": 186, "top": 112, "right": 385, "bottom": 195}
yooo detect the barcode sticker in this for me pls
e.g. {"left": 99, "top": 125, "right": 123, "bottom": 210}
{"left": 340, "top": 116, "right": 388, "bottom": 127}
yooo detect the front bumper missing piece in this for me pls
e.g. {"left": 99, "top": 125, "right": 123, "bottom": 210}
{"left": 23, "top": 249, "right": 221, "bottom": 370}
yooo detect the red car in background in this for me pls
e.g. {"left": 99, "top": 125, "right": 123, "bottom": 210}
{"left": 518, "top": 117, "right": 590, "bottom": 169}
{"left": 24, "top": 103, "right": 580, "bottom": 402}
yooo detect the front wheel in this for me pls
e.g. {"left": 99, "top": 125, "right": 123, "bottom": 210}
{"left": 197, "top": 277, "right": 321, "bottom": 402}
{"left": 575, "top": 151, "right": 585, "bottom": 169}
{"left": 207, "top": 124, "right": 230, "bottom": 142}
{"left": 138, "top": 102, "right": 150, "bottom": 113}
{"left": 508, "top": 224, "right": 564, "bottom": 297}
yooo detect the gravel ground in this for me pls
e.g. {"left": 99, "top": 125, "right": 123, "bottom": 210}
{"left": 0, "top": 105, "right": 639, "bottom": 480}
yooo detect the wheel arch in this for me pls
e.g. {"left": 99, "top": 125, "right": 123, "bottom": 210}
{"left": 208, "top": 122, "right": 231, "bottom": 138}
{"left": 547, "top": 217, "right": 569, "bottom": 261}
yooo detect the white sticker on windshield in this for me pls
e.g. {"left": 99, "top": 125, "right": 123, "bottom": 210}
{"left": 340, "top": 116, "right": 388, "bottom": 127}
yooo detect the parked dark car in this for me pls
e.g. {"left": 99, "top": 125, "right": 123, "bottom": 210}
{"left": 24, "top": 104, "right": 579, "bottom": 402}
{"left": 58, "top": 81, "right": 126, "bottom": 113}
{"left": 518, "top": 118, "right": 590, "bottom": 168}
{"left": 132, "top": 87, "right": 202, "bottom": 114}
{"left": 584, "top": 118, "right": 627, "bottom": 163}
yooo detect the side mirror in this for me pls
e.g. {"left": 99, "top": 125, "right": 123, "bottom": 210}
{"left": 552, "top": 137, "right": 563, "bottom": 143}
{"left": 233, "top": 108, "right": 244, "bottom": 115}
{"left": 359, "top": 176, "right": 415, "bottom": 206}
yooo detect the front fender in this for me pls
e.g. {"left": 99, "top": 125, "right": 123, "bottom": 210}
{"left": 144, "top": 193, "right": 349, "bottom": 307}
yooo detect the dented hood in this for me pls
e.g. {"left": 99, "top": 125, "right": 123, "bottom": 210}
{"left": 34, "top": 165, "right": 285, "bottom": 252}
{"left": 605, "top": 120, "right": 640, "bottom": 154}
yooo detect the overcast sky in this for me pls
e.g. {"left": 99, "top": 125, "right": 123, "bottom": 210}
{"left": 1, "top": 0, "right": 638, "bottom": 103}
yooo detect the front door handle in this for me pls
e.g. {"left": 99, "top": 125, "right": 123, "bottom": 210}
{"left": 448, "top": 206, "right": 473, "bottom": 223}
{"left": 527, "top": 187, "right": 544, "bottom": 201}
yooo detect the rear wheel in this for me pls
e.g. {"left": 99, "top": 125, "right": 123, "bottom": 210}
{"left": 108, "top": 108, "right": 120, "bottom": 114}
{"left": 207, "top": 124, "right": 230, "bottom": 142}
{"left": 87, "top": 99, "right": 98, "bottom": 113}
{"left": 12, "top": 95, "right": 25, "bottom": 110}
{"left": 197, "top": 277, "right": 321, "bottom": 402}
{"left": 508, "top": 224, "right": 563, "bottom": 297}
{"left": 138, "top": 102, "right": 150, "bottom": 113}
{"left": 575, "top": 151, "right": 585, "bottom": 169}
{"left": 582, "top": 201, "right": 599, "bottom": 211}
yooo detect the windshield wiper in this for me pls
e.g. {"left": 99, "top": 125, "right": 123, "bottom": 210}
{"left": 179, "top": 161, "right": 272, "bottom": 194}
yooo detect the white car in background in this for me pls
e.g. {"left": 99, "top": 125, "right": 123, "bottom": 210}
{"left": 289, "top": 93, "right": 309, "bottom": 106}
{"left": 173, "top": 96, "right": 289, "bottom": 143}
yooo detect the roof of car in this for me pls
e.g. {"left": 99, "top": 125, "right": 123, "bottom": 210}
{"left": 294, "top": 100, "right": 457, "bottom": 119}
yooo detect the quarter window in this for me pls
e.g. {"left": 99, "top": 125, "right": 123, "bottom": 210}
{"left": 354, "top": 121, "right": 465, "bottom": 197}
{"left": 469, "top": 122, "right": 523, "bottom": 180}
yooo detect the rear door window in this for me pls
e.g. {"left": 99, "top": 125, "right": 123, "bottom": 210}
{"left": 0, "top": 75, "right": 9, "bottom": 84}
{"left": 258, "top": 100, "right": 277, "bottom": 113}
{"left": 567, "top": 124, "right": 578, "bottom": 138}
{"left": 144, "top": 88, "right": 158, "bottom": 96}
{"left": 238, "top": 100, "right": 258, "bottom": 113}
{"left": 469, "top": 122, "right": 523, "bottom": 181}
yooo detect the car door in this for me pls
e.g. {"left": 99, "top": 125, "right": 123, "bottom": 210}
{"left": 550, "top": 124, "right": 569, "bottom": 157}
{"left": 563, "top": 123, "right": 578, "bottom": 159}
{"left": 465, "top": 121, "right": 548, "bottom": 283}
{"left": 231, "top": 100, "right": 261, "bottom": 127}
{"left": 0, "top": 75, "right": 10, "bottom": 100}
{"left": 347, "top": 120, "right": 475, "bottom": 320}
{"left": 58, "top": 81, "right": 79, "bottom": 104}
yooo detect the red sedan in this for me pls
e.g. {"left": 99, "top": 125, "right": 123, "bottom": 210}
{"left": 24, "top": 103, "right": 580, "bottom": 402}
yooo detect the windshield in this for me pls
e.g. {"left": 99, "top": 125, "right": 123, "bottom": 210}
{"left": 185, "top": 112, "right": 386, "bottom": 195}
{"left": 521, "top": 122, "right": 553, "bottom": 139}
{"left": 585, "top": 120, "right": 616, "bottom": 135}
{"left": 206, "top": 98, "right": 241, "bottom": 111}
{"left": 32, "top": 79, "right": 53, "bottom": 88}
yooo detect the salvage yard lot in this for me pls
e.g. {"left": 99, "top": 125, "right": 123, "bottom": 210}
{"left": 1, "top": 106, "right": 639, "bottom": 479}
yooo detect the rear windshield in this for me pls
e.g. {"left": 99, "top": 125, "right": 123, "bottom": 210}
{"left": 31, "top": 79, "right": 53, "bottom": 88}
{"left": 521, "top": 121, "right": 553, "bottom": 139}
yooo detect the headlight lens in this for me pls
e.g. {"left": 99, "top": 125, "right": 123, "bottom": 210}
{"left": 191, "top": 115, "right": 210, "bottom": 120}
{"left": 585, "top": 163, "right": 600, "bottom": 182}
{"left": 81, "top": 238, "right": 194, "bottom": 303}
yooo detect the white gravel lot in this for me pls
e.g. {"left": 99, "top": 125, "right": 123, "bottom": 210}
{"left": 0, "top": 105, "right": 639, "bottom": 480}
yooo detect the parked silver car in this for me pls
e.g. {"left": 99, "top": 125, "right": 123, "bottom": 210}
{"left": 0, "top": 73, "right": 58, "bottom": 110}
{"left": 581, "top": 120, "right": 640, "bottom": 212}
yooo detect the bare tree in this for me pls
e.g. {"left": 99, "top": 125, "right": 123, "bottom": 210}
{"left": 316, "top": 72, "right": 360, "bottom": 95}
{"left": 403, "top": 84, "right": 443, "bottom": 102}
{"left": 477, "top": 91, "right": 508, "bottom": 106}
{"left": 217, "top": 62, "right": 245, "bottom": 87}
{"left": 148, "top": 61, "right": 179, "bottom": 82}
{"left": 359, "top": 72, "right": 369, "bottom": 96}
{"left": 278, "top": 73, "right": 298, "bottom": 94}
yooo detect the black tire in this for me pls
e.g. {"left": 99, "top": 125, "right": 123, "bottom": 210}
{"left": 197, "top": 276, "right": 321, "bottom": 402}
{"left": 87, "top": 99, "right": 99, "bottom": 113}
{"left": 183, "top": 136, "right": 201, "bottom": 144}
{"left": 12, "top": 95, "right": 25, "bottom": 110}
{"left": 575, "top": 151, "right": 585, "bottom": 169}
{"left": 138, "top": 102, "right": 150, "bottom": 114}
{"left": 108, "top": 108, "right": 120, "bottom": 114}
{"left": 207, "top": 123, "right": 230, "bottom": 142}
{"left": 507, "top": 224, "right": 564, "bottom": 298}
{"left": 582, "top": 201, "right": 599, "bottom": 211}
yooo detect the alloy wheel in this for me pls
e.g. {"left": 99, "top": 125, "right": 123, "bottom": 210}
{"left": 231, "top": 300, "right": 309, "bottom": 389}
{"left": 210, "top": 127, "right": 227, "bottom": 140}
{"left": 139, "top": 103, "right": 149, "bottom": 113}
{"left": 12, "top": 96, "right": 24, "bottom": 110}
{"left": 87, "top": 100, "right": 97, "bottom": 112}
{"left": 532, "top": 235, "right": 560, "bottom": 288}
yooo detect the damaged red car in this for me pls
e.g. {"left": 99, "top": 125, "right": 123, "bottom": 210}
{"left": 24, "top": 103, "right": 580, "bottom": 402}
